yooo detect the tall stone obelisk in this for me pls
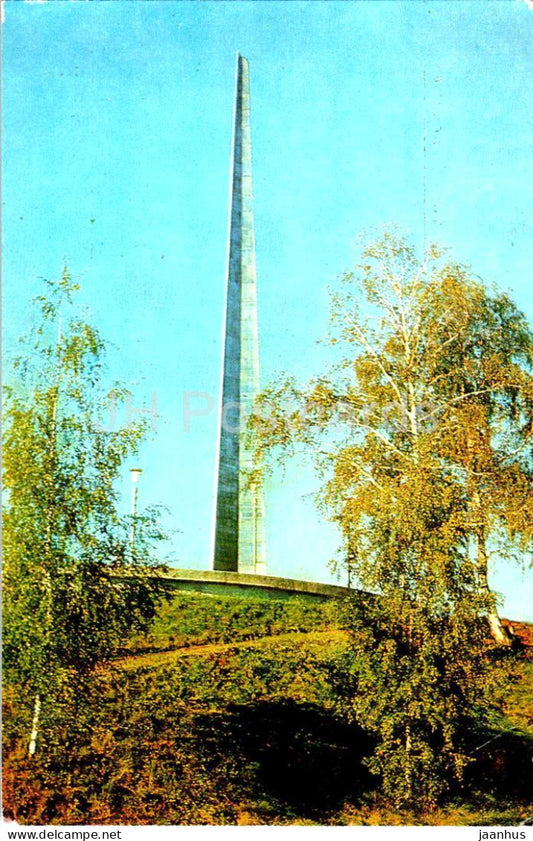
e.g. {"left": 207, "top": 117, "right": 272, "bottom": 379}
{"left": 212, "top": 54, "right": 266, "bottom": 575}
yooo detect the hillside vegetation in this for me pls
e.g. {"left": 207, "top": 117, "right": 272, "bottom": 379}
{"left": 3, "top": 591, "right": 532, "bottom": 826}
{"left": 120, "top": 591, "right": 341, "bottom": 656}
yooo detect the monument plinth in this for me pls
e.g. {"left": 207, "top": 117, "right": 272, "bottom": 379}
{"left": 212, "top": 54, "right": 266, "bottom": 575}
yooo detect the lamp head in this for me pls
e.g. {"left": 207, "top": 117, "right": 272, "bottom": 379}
{"left": 130, "top": 468, "right": 143, "bottom": 484}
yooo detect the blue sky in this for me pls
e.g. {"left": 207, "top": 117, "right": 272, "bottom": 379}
{"left": 3, "top": 0, "right": 532, "bottom": 618}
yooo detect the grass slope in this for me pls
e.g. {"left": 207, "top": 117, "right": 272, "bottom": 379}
{"left": 120, "top": 591, "right": 340, "bottom": 656}
{"left": 3, "top": 592, "right": 532, "bottom": 826}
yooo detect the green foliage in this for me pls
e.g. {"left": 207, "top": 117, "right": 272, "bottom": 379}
{"left": 124, "top": 592, "right": 341, "bottom": 655}
{"left": 2, "top": 269, "right": 168, "bottom": 743}
{"left": 3, "top": 627, "right": 531, "bottom": 825}
{"left": 2, "top": 636, "right": 339, "bottom": 824}
{"left": 252, "top": 234, "right": 532, "bottom": 600}
{"left": 330, "top": 595, "right": 507, "bottom": 809}
{"left": 250, "top": 232, "right": 533, "bottom": 808}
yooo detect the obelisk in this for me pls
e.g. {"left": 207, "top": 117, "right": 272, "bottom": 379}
{"left": 212, "top": 54, "right": 266, "bottom": 575}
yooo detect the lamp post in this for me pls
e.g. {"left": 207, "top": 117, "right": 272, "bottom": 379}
{"left": 129, "top": 468, "right": 142, "bottom": 563}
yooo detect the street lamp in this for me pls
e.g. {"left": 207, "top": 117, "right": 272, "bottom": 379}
{"left": 129, "top": 468, "right": 143, "bottom": 562}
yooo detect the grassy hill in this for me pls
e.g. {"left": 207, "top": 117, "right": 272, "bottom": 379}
{"left": 120, "top": 591, "right": 341, "bottom": 656}
{"left": 3, "top": 591, "right": 532, "bottom": 826}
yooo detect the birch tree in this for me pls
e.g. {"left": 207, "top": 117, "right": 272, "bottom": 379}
{"left": 250, "top": 233, "right": 531, "bottom": 807}
{"left": 2, "top": 269, "right": 168, "bottom": 756}
{"left": 253, "top": 233, "right": 532, "bottom": 644}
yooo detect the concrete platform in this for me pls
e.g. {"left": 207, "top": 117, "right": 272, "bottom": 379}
{"left": 153, "top": 568, "right": 351, "bottom": 601}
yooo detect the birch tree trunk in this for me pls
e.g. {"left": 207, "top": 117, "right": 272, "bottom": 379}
{"left": 472, "top": 490, "right": 512, "bottom": 646}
